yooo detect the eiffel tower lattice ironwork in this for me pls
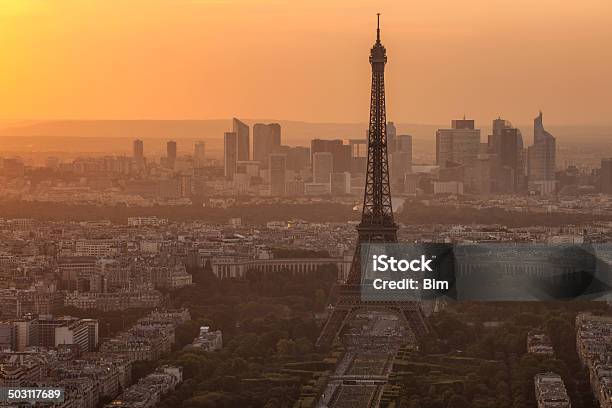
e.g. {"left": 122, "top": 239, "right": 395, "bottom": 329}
{"left": 316, "top": 14, "right": 428, "bottom": 349}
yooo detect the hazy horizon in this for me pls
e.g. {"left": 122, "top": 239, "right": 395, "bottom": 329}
{"left": 1, "top": 0, "right": 611, "bottom": 126}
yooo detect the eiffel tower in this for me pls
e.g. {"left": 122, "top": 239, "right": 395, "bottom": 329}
{"left": 316, "top": 15, "right": 428, "bottom": 349}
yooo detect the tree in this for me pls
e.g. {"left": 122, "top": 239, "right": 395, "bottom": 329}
{"left": 447, "top": 395, "right": 470, "bottom": 408}
{"left": 277, "top": 338, "right": 297, "bottom": 356}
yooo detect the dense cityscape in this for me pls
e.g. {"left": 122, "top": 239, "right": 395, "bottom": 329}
{"left": 1, "top": 2, "right": 612, "bottom": 408}
{"left": 2, "top": 113, "right": 612, "bottom": 207}
{"left": 2, "top": 84, "right": 612, "bottom": 407}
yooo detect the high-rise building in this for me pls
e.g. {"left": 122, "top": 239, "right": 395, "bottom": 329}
{"left": 310, "top": 139, "right": 327, "bottom": 164}
{"left": 286, "top": 146, "right": 310, "bottom": 172}
{"left": 465, "top": 156, "right": 494, "bottom": 195}
{"left": 224, "top": 132, "right": 237, "bottom": 181}
{"left": 312, "top": 152, "right": 333, "bottom": 184}
{"left": 166, "top": 141, "right": 177, "bottom": 169}
{"left": 14, "top": 317, "right": 38, "bottom": 352}
{"left": 390, "top": 134, "right": 412, "bottom": 185}
{"left": 269, "top": 154, "right": 286, "bottom": 196}
{"left": 133, "top": 139, "right": 144, "bottom": 165}
{"left": 349, "top": 139, "right": 368, "bottom": 175}
{"left": 54, "top": 318, "right": 98, "bottom": 353}
{"left": 253, "top": 123, "right": 281, "bottom": 168}
{"left": 330, "top": 172, "right": 351, "bottom": 195}
{"left": 387, "top": 121, "right": 397, "bottom": 153}
{"left": 491, "top": 117, "right": 512, "bottom": 139}
{"left": 436, "top": 119, "right": 480, "bottom": 168}
{"left": 451, "top": 118, "right": 475, "bottom": 130}
{"left": 232, "top": 118, "right": 250, "bottom": 161}
{"left": 601, "top": 158, "right": 612, "bottom": 194}
{"left": 397, "top": 134, "right": 412, "bottom": 154}
{"left": 310, "top": 139, "right": 351, "bottom": 172}
{"left": 487, "top": 118, "right": 525, "bottom": 193}
{"left": 499, "top": 128, "right": 523, "bottom": 170}
{"left": 269, "top": 123, "right": 281, "bottom": 146}
{"left": 527, "top": 112, "right": 556, "bottom": 195}
{"left": 236, "top": 161, "right": 261, "bottom": 177}
{"left": 194, "top": 141, "right": 206, "bottom": 167}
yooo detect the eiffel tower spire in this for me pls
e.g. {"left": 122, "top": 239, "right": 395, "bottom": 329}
{"left": 376, "top": 12, "right": 381, "bottom": 44}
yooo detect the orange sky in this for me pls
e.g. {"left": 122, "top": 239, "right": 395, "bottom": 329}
{"left": 1, "top": 0, "right": 611, "bottom": 125}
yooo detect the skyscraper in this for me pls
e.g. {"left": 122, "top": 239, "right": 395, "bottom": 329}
{"left": 133, "top": 139, "right": 144, "bottom": 166}
{"left": 349, "top": 139, "right": 368, "bottom": 175}
{"left": 166, "top": 140, "right": 177, "bottom": 169}
{"left": 390, "top": 134, "right": 412, "bottom": 184}
{"left": 194, "top": 141, "right": 206, "bottom": 167}
{"left": 269, "top": 123, "right": 281, "bottom": 146}
{"left": 310, "top": 139, "right": 351, "bottom": 172}
{"left": 224, "top": 132, "right": 237, "bottom": 181}
{"left": 232, "top": 118, "right": 250, "bottom": 161}
{"left": 286, "top": 146, "right": 310, "bottom": 172}
{"left": 387, "top": 121, "right": 397, "bottom": 153}
{"left": 312, "top": 152, "right": 333, "bottom": 183}
{"left": 488, "top": 118, "right": 525, "bottom": 193}
{"left": 253, "top": 123, "right": 281, "bottom": 168}
{"left": 436, "top": 119, "right": 480, "bottom": 168}
{"left": 268, "top": 154, "right": 286, "bottom": 196}
{"left": 397, "top": 134, "right": 412, "bottom": 154}
{"left": 527, "top": 111, "right": 556, "bottom": 195}
{"left": 330, "top": 172, "right": 351, "bottom": 195}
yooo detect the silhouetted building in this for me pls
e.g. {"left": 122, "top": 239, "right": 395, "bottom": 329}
{"left": 330, "top": 172, "right": 351, "bottom": 195}
{"left": 224, "top": 132, "right": 237, "bottom": 181}
{"left": 528, "top": 111, "right": 556, "bottom": 195}
{"left": 488, "top": 118, "right": 525, "bottom": 193}
{"left": 465, "top": 156, "right": 494, "bottom": 194}
{"left": 133, "top": 139, "right": 144, "bottom": 166}
{"left": 286, "top": 146, "right": 310, "bottom": 172}
{"left": 310, "top": 139, "right": 351, "bottom": 172}
{"left": 451, "top": 118, "right": 475, "bottom": 130}
{"left": 312, "top": 152, "right": 333, "bottom": 183}
{"left": 390, "top": 134, "right": 412, "bottom": 184}
{"left": 232, "top": 118, "right": 250, "bottom": 161}
{"left": 194, "top": 141, "right": 206, "bottom": 167}
{"left": 253, "top": 123, "right": 281, "bottom": 168}
{"left": 436, "top": 119, "right": 480, "bottom": 168}
{"left": 349, "top": 139, "right": 368, "bottom": 174}
{"left": 387, "top": 121, "right": 397, "bottom": 153}
{"left": 166, "top": 141, "right": 177, "bottom": 169}
{"left": 491, "top": 117, "right": 511, "bottom": 138}
{"left": 268, "top": 154, "right": 286, "bottom": 196}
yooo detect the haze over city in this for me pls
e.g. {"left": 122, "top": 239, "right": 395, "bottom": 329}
{"left": 1, "top": 0, "right": 612, "bottom": 125}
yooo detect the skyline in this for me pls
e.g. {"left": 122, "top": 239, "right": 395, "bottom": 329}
{"left": 0, "top": 1, "right": 611, "bottom": 126}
